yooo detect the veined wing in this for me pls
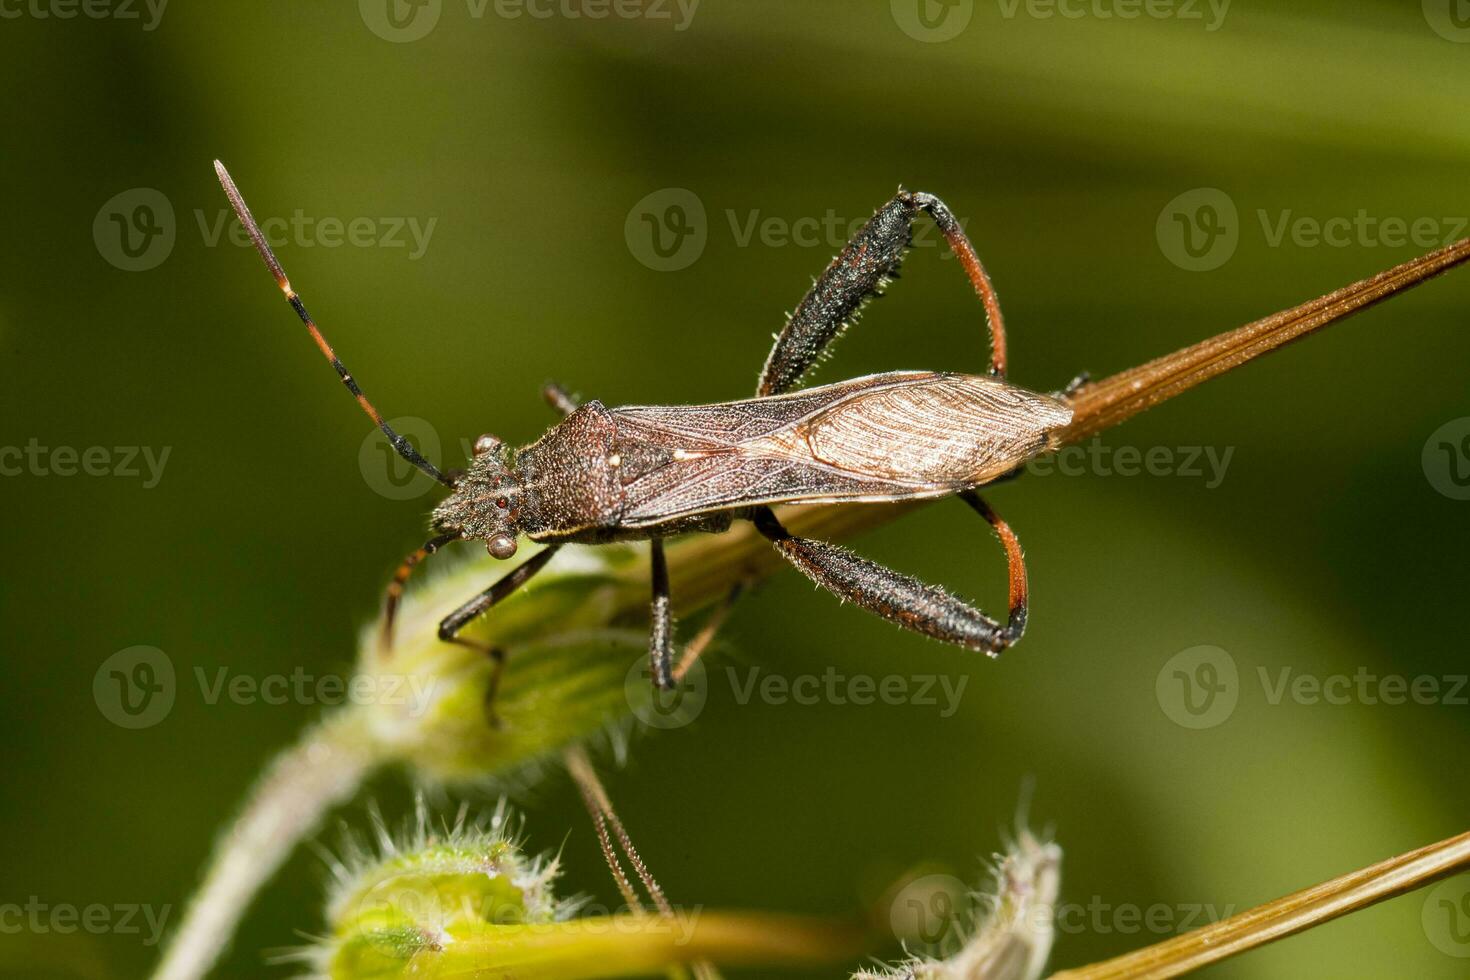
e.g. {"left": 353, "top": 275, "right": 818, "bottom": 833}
{"left": 608, "top": 371, "right": 1071, "bottom": 527}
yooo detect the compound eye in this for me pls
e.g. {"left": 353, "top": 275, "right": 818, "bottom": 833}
{"left": 487, "top": 534, "right": 518, "bottom": 560}
{"left": 473, "top": 434, "right": 502, "bottom": 456}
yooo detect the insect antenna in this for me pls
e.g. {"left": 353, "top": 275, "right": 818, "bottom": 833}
{"left": 214, "top": 160, "right": 454, "bottom": 489}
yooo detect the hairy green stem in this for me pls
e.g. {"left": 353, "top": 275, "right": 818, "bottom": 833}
{"left": 395, "top": 913, "right": 862, "bottom": 979}
{"left": 153, "top": 709, "right": 380, "bottom": 980}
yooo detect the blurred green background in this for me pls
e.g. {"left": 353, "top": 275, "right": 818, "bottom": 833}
{"left": 3, "top": 1, "right": 1469, "bottom": 976}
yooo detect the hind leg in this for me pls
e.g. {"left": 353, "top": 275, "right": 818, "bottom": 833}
{"left": 757, "top": 190, "right": 1009, "bottom": 397}
{"left": 749, "top": 491, "right": 1027, "bottom": 654}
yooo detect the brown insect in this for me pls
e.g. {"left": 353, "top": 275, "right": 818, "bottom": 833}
{"left": 217, "top": 161, "right": 1070, "bottom": 708}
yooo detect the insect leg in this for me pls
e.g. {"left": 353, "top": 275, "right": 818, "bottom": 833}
{"left": 960, "top": 490, "right": 1028, "bottom": 646}
{"left": 757, "top": 190, "right": 1008, "bottom": 397}
{"left": 749, "top": 497, "right": 1026, "bottom": 654}
{"left": 543, "top": 381, "right": 580, "bottom": 416}
{"left": 648, "top": 538, "right": 675, "bottom": 690}
{"left": 1059, "top": 370, "right": 1091, "bottom": 398}
{"left": 909, "top": 191, "right": 1010, "bottom": 379}
{"left": 436, "top": 545, "right": 563, "bottom": 724}
{"left": 380, "top": 531, "right": 461, "bottom": 650}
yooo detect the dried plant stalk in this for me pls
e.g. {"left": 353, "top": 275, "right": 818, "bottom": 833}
{"left": 1059, "top": 237, "right": 1470, "bottom": 443}
{"left": 1049, "top": 828, "right": 1470, "bottom": 979}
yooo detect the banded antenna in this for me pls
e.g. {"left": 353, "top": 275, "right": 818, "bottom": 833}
{"left": 214, "top": 160, "right": 454, "bottom": 489}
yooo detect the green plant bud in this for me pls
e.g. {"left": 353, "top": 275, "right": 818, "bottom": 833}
{"left": 360, "top": 543, "right": 678, "bottom": 784}
{"left": 302, "top": 802, "right": 861, "bottom": 980}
